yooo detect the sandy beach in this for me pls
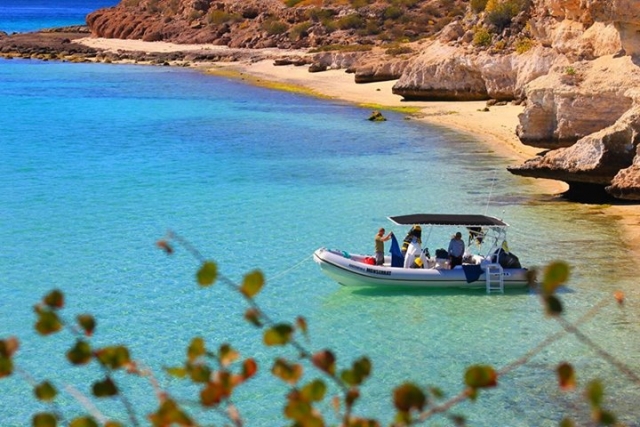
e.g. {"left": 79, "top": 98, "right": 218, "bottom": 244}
{"left": 75, "top": 37, "right": 640, "bottom": 255}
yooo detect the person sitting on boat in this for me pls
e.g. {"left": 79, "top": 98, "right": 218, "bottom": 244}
{"left": 448, "top": 231, "right": 465, "bottom": 269}
{"left": 374, "top": 228, "right": 393, "bottom": 266}
{"left": 401, "top": 225, "right": 422, "bottom": 255}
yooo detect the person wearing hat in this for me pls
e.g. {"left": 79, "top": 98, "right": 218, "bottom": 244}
{"left": 448, "top": 231, "right": 465, "bottom": 269}
{"left": 374, "top": 228, "right": 393, "bottom": 266}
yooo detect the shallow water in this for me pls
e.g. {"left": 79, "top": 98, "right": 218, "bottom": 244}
{"left": 1, "top": 3, "right": 640, "bottom": 426}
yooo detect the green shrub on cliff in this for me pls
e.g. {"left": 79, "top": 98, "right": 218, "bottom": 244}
{"left": 515, "top": 37, "right": 534, "bottom": 54}
{"left": 337, "top": 14, "right": 365, "bottom": 30}
{"left": 290, "top": 22, "right": 312, "bottom": 41}
{"left": 473, "top": 26, "right": 492, "bottom": 47}
{"left": 262, "top": 19, "right": 289, "bottom": 36}
{"left": 207, "top": 10, "right": 242, "bottom": 25}
{"left": 485, "top": 0, "right": 526, "bottom": 29}
{"left": 471, "top": 0, "right": 489, "bottom": 13}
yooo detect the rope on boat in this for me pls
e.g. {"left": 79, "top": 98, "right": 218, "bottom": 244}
{"left": 269, "top": 254, "right": 314, "bottom": 282}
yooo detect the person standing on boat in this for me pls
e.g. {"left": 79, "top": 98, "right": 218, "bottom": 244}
{"left": 448, "top": 232, "right": 465, "bottom": 269}
{"left": 401, "top": 225, "right": 422, "bottom": 255}
{"left": 374, "top": 228, "right": 393, "bottom": 266}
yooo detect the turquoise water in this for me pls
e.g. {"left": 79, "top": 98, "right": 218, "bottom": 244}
{"left": 1, "top": 4, "right": 640, "bottom": 427}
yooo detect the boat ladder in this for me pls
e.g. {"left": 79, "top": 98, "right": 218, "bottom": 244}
{"left": 485, "top": 263, "right": 504, "bottom": 294}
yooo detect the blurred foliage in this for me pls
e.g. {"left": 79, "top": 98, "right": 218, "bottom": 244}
{"left": 0, "top": 235, "right": 636, "bottom": 426}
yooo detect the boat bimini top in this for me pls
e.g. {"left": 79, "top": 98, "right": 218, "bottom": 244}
{"left": 388, "top": 214, "right": 510, "bottom": 259}
{"left": 388, "top": 214, "right": 508, "bottom": 227}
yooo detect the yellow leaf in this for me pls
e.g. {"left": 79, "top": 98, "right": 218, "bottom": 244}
{"left": 240, "top": 270, "right": 264, "bottom": 298}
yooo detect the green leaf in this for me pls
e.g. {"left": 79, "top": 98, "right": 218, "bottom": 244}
{"left": 187, "top": 337, "right": 205, "bottom": 362}
{"left": 104, "top": 422, "right": 125, "bottom": 427}
{"left": 585, "top": 379, "right": 604, "bottom": 408}
{"left": 300, "top": 379, "right": 326, "bottom": 402}
{"left": 76, "top": 314, "right": 96, "bottom": 336}
{"left": 33, "top": 412, "right": 57, "bottom": 427}
{"left": 542, "top": 261, "right": 570, "bottom": 295}
{"left": 594, "top": 409, "right": 617, "bottom": 425}
{"left": 34, "top": 381, "right": 57, "bottom": 401}
{"left": 340, "top": 357, "right": 373, "bottom": 386}
{"left": 393, "top": 382, "right": 426, "bottom": 412}
{"left": 0, "top": 356, "right": 13, "bottom": 378}
{"left": 559, "top": 418, "right": 575, "bottom": 427}
{"left": 196, "top": 261, "right": 218, "bottom": 287}
{"left": 187, "top": 363, "right": 211, "bottom": 383}
{"left": 67, "top": 340, "right": 92, "bottom": 365}
{"left": 35, "top": 311, "right": 62, "bottom": 336}
{"left": 240, "top": 270, "right": 264, "bottom": 298}
{"left": 263, "top": 324, "right": 294, "bottom": 346}
{"left": 149, "top": 398, "right": 194, "bottom": 425}
{"left": 283, "top": 390, "right": 313, "bottom": 422}
{"left": 165, "top": 366, "right": 187, "bottom": 378}
{"left": 69, "top": 417, "right": 99, "bottom": 427}
{"left": 95, "top": 346, "right": 130, "bottom": 370}
{"left": 43, "top": 289, "right": 64, "bottom": 309}
{"left": 92, "top": 377, "right": 118, "bottom": 397}
{"left": 464, "top": 365, "right": 497, "bottom": 389}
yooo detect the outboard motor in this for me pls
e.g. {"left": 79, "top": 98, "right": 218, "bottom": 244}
{"left": 496, "top": 249, "right": 521, "bottom": 269}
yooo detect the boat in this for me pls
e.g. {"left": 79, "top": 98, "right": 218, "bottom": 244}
{"left": 313, "top": 214, "right": 531, "bottom": 292}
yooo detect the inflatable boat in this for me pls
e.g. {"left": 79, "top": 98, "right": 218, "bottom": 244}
{"left": 313, "top": 214, "right": 531, "bottom": 292}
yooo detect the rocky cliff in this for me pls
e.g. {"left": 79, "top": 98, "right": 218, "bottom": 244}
{"left": 82, "top": 0, "right": 640, "bottom": 201}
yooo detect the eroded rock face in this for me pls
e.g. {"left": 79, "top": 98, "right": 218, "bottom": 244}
{"left": 510, "top": 100, "right": 640, "bottom": 199}
{"left": 391, "top": 42, "right": 562, "bottom": 101}
{"left": 499, "top": 0, "right": 640, "bottom": 199}
{"left": 516, "top": 56, "right": 639, "bottom": 148}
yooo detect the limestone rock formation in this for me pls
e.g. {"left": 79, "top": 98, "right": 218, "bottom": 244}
{"left": 508, "top": 103, "right": 640, "bottom": 198}
{"left": 516, "top": 55, "right": 640, "bottom": 149}
{"left": 392, "top": 42, "right": 560, "bottom": 101}
{"left": 504, "top": 1, "right": 640, "bottom": 199}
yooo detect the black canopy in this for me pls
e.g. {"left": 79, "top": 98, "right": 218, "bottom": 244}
{"left": 388, "top": 214, "right": 507, "bottom": 227}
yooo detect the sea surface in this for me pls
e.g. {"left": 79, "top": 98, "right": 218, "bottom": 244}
{"left": 1, "top": 2, "right": 639, "bottom": 426}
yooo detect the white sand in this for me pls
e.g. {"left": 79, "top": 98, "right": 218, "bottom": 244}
{"left": 75, "top": 37, "right": 640, "bottom": 255}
